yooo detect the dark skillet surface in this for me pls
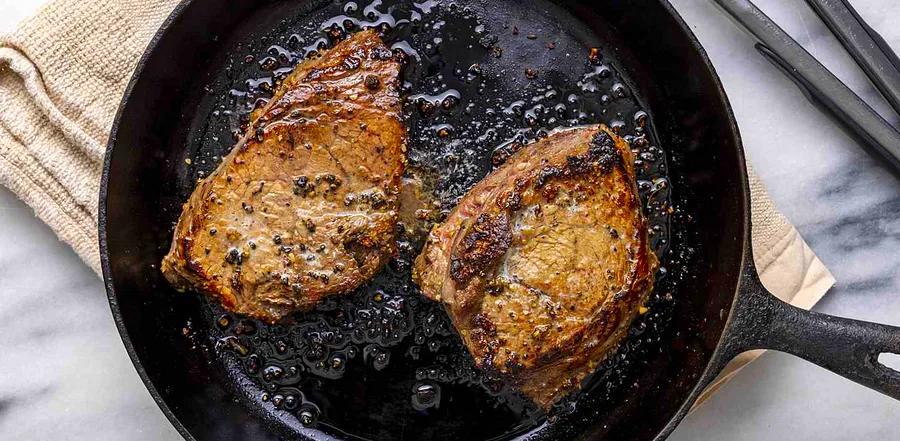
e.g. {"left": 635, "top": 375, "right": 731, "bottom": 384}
{"left": 101, "top": 1, "right": 747, "bottom": 440}
{"left": 182, "top": 1, "right": 673, "bottom": 438}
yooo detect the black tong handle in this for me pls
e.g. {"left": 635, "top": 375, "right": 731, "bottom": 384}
{"left": 806, "top": 0, "right": 900, "bottom": 116}
{"left": 713, "top": 0, "right": 900, "bottom": 174}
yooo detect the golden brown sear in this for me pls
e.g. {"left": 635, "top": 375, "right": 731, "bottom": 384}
{"left": 413, "top": 125, "right": 657, "bottom": 409}
{"left": 162, "top": 30, "right": 406, "bottom": 323}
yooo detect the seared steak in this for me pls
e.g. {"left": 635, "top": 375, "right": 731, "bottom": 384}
{"left": 413, "top": 125, "right": 657, "bottom": 409}
{"left": 162, "top": 30, "right": 406, "bottom": 323}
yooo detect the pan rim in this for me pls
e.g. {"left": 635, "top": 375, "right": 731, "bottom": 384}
{"left": 99, "top": 0, "right": 199, "bottom": 440}
{"left": 647, "top": 1, "right": 751, "bottom": 439}
{"left": 97, "top": 1, "right": 752, "bottom": 440}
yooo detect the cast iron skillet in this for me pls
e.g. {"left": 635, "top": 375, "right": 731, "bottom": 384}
{"left": 99, "top": 0, "right": 900, "bottom": 440}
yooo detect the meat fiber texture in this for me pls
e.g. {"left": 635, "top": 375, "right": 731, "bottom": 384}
{"left": 162, "top": 30, "right": 406, "bottom": 323}
{"left": 414, "top": 125, "right": 657, "bottom": 409}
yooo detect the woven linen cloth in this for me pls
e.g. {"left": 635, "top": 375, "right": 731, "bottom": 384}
{"left": 0, "top": 0, "right": 834, "bottom": 412}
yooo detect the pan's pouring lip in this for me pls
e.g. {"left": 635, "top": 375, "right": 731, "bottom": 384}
{"left": 97, "top": 0, "right": 751, "bottom": 440}
{"left": 98, "top": 1, "right": 200, "bottom": 440}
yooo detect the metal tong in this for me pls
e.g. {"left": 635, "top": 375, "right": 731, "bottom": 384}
{"left": 713, "top": 0, "right": 900, "bottom": 172}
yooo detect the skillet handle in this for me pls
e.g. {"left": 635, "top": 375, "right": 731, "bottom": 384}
{"left": 726, "top": 269, "right": 900, "bottom": 400}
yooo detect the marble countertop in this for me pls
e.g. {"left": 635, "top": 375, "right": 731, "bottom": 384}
{"left": 1, "top": 0, "right": 898, "bottom": 440}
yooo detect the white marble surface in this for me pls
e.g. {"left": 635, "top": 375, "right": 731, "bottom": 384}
{"left": 0, "top": 0, "right": 899, "bottom": 440}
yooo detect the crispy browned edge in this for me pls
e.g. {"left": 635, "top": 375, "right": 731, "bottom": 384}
{"left": 160, "top": 30, "right": 404, "bottom": 323}
{"left": 413, "top": 124, "right": 658, "bottom": 408}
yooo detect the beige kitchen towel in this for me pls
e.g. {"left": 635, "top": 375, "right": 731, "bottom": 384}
{"left": 0, "top": 0, "right": 834, "bottom": 408}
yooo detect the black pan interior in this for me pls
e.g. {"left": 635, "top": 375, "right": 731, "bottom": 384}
{"left": 101, "top": 1, "right": 747, "bottom": 440}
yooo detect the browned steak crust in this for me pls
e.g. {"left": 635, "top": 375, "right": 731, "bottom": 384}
{"left": 162, "top": 30, "right": 406, "bottom": 323}
{"left": 413, "top": 125, "right": 657, "bottom": 409}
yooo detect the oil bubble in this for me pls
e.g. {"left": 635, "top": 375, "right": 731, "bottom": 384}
{"left": 411, "top": 381, "right": 441, "bottom": 410}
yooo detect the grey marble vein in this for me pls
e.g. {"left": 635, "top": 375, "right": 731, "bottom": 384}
{"left": 0, "top": 0, "right": 898, "bottom": 440}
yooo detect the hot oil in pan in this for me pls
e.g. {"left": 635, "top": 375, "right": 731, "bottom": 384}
{"left": 186, "top": 1, "right": 676, "bottom": 440}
